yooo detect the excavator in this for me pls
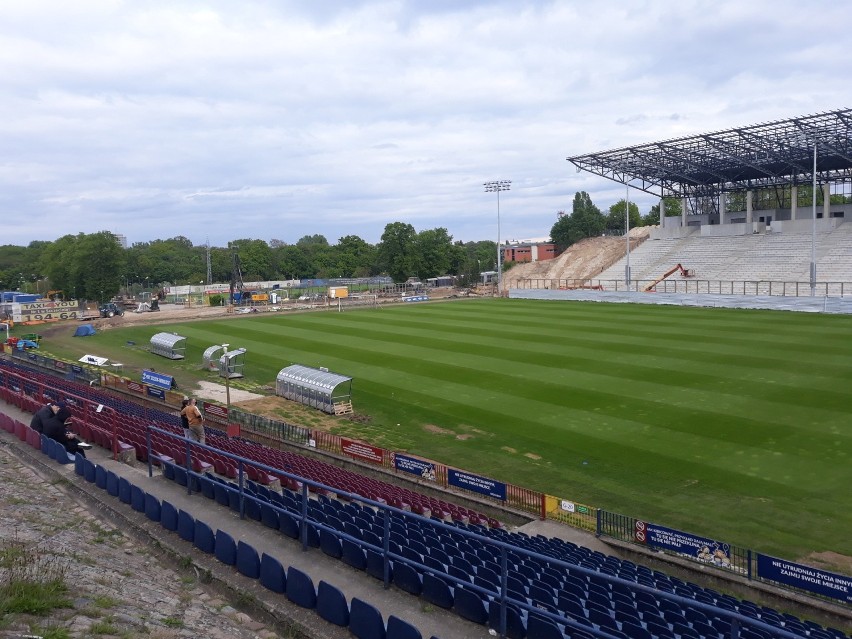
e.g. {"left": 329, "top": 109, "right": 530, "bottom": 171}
{"left": 643, "top": 263, "right": 695, "bottom": 292}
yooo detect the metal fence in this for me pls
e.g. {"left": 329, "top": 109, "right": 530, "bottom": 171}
{"left": 512, "top": 278, "right": 852, "bottom": 297}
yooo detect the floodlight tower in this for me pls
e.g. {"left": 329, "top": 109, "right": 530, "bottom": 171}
{"left": 484, "top": 180, "right": 511, "bottom": 295}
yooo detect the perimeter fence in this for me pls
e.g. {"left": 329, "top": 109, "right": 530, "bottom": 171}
{"left": 512, "top": 277, "right": 852, "bottom": 297}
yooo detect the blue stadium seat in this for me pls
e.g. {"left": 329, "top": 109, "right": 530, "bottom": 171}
{"left": 386, "top": 615, "right": 421, "bottom": 639}
{"left": 118, "top": 477, "right": 132, "bottom": 504}
{"left": 452, "top": 587, "right": 488, "bottom": 625}
{"left": 320, "top": 529, "right": 343, "bottom": 559}
{"left": 392, "top": 562, "right": 422, "bottom": 596}
{"left": 488, "top": 602, "right": 526, "bottom": 639}
{"left": 144, "top": 493, "right": 161, "bottom": 522}
{"left": 316, "top": 580, "right": 349, "bottom": 627}
{"left": 260, "top": 503, "right": 280, "bottom": 529}
{"left": 350, "top": 597, "right": 386, "bottom": 639}
{"left": 366, "top": 549, "right": 391, "bottom": 582}
{"left": 259, "top": 553, "right": 286, "bottom": 593}
{"left": 213, "top": 482, "right": 230, "bottom": 507}
{"left": 279, "top": 511, "right": 300, "bottom": 539}
{"left": 342, "top": 539, "right": 367, "bottom": 571}
{"left": 193, "top": 520, "right": 215, "bottom": 554}
{"left": 160, "top": 500, "right": 178, "bottom": 531}
{"left": 236, "top": 541, "right": 260, "bottom": 579}
{"left": 526, "top": 613, "right": 564, "bottom": 639}
{"left": 177, "top": 509, "right": 195, "bottom": 542}
{"left": 130, "top": 485, "right": 145, "bottom": 512}
{"left": 286, "top": 566, "right": 316, "bottom": 609}
{"left": 421, "top": 574, "right": 453, "bottom": 610}
{"left": 214, "top": 530, "right": 237, "bottom": 566}
{"left": 105, "top": 471, "right": 120, "bottom": 497}
{"left": 95, "top": 464, "right": 107, "bottom": 489}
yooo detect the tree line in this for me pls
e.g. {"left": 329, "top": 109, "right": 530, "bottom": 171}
{"left": 8, "top": 185, "right": 837, "bottom": 300}
{"left": 0, "top": 224, "right": 497, "bottom": 301}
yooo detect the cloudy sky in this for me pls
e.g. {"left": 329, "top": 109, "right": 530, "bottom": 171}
{"left": 3, "top": 1, "right": 850, "bottom": 248}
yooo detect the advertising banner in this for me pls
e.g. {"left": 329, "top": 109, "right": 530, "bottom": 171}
{"left": 447, "top": 469, "right": 506, "bottom": 500}
{"left": 402, "top": 296, "right": 429, "bottom": 302}
{"left": 634, "top": 521, "right": 731, "bottom": 568}
{"left": 13, "top": 300, "right": 79, "bottom": 323}
{"left": 146, "top": 387, "right": 165, "bottom": 400}
{"left": 393, "top": 453, "right": 436, "bottom": 481}
{"left": 757, "top": 555, "right": 852, "bottom": 604}
{"left": 127, "top": 381, "right": 144, "bottom": 394}
{"left": 341, "top": 438, "right": 384, "bottom": 465}
{"left": 142, "top": 369, "right": 173, "bottom": 390}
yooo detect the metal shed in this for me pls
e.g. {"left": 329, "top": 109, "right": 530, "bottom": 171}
{"left": 150, "top": 332, "right": 187, "bottom": 360}
{"left": 202, "top": 345, "right": 226, "bottom": 371}
{"left": 275, "top": 364, "right": 353, "bottom": 414}
{"left": 219, "top": 348, "right": 247, "bottom": 379}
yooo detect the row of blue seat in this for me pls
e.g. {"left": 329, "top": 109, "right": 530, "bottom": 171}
{"left": 159, "top": 462, "right": 843, "bottom": 639}
{"left": 61, "top": 452, "right": 435, "bottom": 639}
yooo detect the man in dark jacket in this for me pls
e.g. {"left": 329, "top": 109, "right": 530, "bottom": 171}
{"left": 30, "top": 402, "right": 60, "bottom": 433}
{"left": 43, "top": 404, "right": 91, "bottom": 457}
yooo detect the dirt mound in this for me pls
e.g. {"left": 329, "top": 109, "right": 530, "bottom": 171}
{"left": 506, "top": 227, "right": 652, "bottom": 285}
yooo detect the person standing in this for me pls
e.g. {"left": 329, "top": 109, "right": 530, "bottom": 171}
{"left": 181, "top": 398, "right": 205, "bottom": 445}
{"left": 179, "top": 397, "right": 191, "bottom": 439}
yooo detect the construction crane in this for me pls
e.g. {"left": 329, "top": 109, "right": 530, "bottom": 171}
{"left": 229, "top": 250, "right": 245, "bottom": 305}
{"left": 643, "top": 264, "right": 694, "bottom": 292}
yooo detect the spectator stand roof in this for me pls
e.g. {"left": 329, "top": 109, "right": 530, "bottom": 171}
{"left": 276, "top": 364, "right": 353, "bottom": 414}
{"left": 567, "top": 109, "right": 852, "bottom": 204}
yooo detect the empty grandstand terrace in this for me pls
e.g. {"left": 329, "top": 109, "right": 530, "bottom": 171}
{"left": 515, "top": 225, "right": 852, "bottom": 298}
{"left": 2, "top": 359, "right": 851, "bottom": 639}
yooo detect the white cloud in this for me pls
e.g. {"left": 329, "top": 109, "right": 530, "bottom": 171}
{"left": 1, "top": 0, "right": 850, "bottom": 247}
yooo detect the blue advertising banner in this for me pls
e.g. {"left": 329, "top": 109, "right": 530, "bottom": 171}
{"left": 635, "top": 521, "right": 732, "bottom": 568}
{"left": 147, "top": 386, "right": 165, "bottom": 400}
{"left": 393, "top": 453, "right": 436, "bottom": 482}
{"left": 142, "top": 369, "right": 173, "bottom": 390}
{"left": 447, "top": 469, "right": 506, "bottom": 500}
{"left": 402, "top": 296, "right": 429, "bottom": 302}
{"left": 757, "top": 554, "right": 852, "bottom": 604}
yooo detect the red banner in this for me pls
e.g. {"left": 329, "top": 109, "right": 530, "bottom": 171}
{"left": 341, "top": 437, "right": 385, "bottom": 465}
{"left": 203, "top": 402, "right": 228, "bottom": 423}
{"left": 127, "top": 381, "right": 144, "bottom": 394}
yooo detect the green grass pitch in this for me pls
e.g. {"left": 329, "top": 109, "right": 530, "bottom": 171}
{"left": 48, "top": 299, "right": 852, "bottom": 564}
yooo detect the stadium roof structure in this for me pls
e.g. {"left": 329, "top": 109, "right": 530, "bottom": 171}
{"left": 567, "top": 108, "right": 852, "bottom": 199}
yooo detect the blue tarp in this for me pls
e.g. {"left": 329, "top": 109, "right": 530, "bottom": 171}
{"left": 73, "top": 324, "right": 96, "bottom": 337}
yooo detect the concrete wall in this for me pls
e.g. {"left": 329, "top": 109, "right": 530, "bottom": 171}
{"left": 769, "top": 218, "right": 840, "bottom": 234}
{"left": 649, "top": 225, "right": 697, "bottom": 240}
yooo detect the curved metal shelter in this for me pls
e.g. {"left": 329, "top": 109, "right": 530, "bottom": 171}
{"left": 275, "top": 364, "right": 352, "bottom": 414}
{"left": 219, "top": 348, "right": 247, "bottom": 379}
{"left": 202, "top": 345, "right": 225, "bottom": 371}
{"left": 567, "top": 109, "right": 852, "bottom": 200}
{"left": 150, "top": 332, "right": 187, "bottom": 360}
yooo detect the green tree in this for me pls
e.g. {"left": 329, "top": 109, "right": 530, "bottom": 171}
{"left": 76, "top": 232, "right": 126, "bottom": 300}
{"left": 378, "top": 222, "right": 418, "bottom": 282}
{"left": 643, "top": 197, "right": 681, "bottom": 225}
{"left": 606, "top": 199, "right": 643, "bottom": 234}
{"left": 415, "top": 227, "right": 455, "bottom": 279}
{"left": 230, "top": 239, "right": 272, "bottom": 280}
{"left": 550, "top": 192, "right": 605, "bottom": 250}
{"left": 333, "top": 235, "right": 377, "bottom": 278}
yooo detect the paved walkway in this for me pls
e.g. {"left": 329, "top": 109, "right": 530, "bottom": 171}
{"left": 0, "top": 400, "right": 495, "bottom": 639}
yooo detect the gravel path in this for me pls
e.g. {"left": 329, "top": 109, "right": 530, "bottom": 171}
{"left": 0, "top": 439, "right": 284, "bottom": 639}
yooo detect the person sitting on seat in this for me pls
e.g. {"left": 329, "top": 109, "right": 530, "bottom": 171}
{"left": 43, "top": 403, "right": 92, "bottom": 457}
{"left": 30, "top": 402, "right": 61, "bottom": 434}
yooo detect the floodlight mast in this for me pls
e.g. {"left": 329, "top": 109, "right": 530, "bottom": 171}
{"left": 484, "top": 180, "right": 511, "bottom": 295}
{"left": 811, "top": 142, "right": 817, "bottom": 297}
